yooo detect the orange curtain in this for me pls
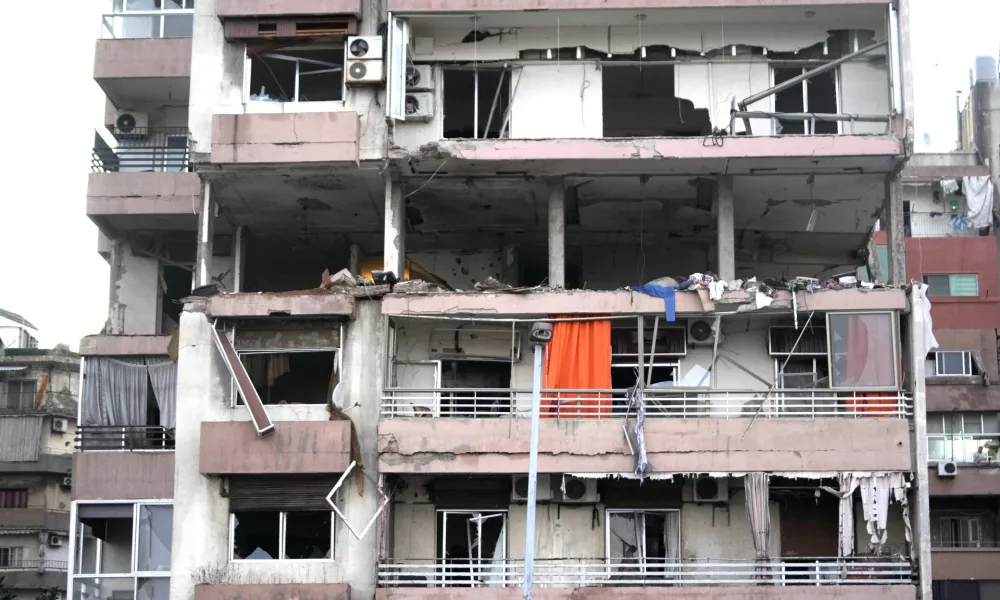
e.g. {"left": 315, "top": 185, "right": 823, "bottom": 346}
{"left": 846, "top": 392, "right": 895, "bottom": 417}
{"left": 541, "top": 318, "right": 612, "bottom": 418}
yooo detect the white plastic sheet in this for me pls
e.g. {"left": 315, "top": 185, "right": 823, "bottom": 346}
{"left": 963, "top": 175, "right": 995, "bottom": 228}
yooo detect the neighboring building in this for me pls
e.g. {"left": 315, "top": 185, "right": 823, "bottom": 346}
{"left": 77, "top": 2, "right": 953, "bottom": 600}
{"left": 0, "top": 310, "right": 39, "bottom": 351}
{"left": 0, "top": 348, "right": 79, "bottom": 600}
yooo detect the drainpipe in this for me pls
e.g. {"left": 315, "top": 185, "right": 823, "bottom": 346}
{"left": 523, "top": 322, "right": 553, "bottom": 600}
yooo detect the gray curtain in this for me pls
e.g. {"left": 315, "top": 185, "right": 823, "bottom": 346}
{"left": 146, "top": 360, "right": 177, "bottom": 430}
{"left": 745, "top": 473, "right": 771, "bottom": 561}
{"left": 820, "top": 474, "right": 861, "bottom": 557}
{"left": 84, "top": 357, "right": 149, "bottom": 427}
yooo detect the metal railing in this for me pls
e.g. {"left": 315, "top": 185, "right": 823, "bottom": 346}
{"left": 76, "top": 426, "right": 175, "bottom": 451}
{"left": 730, "top": 110, "right": 892, "bottom": 135}
{"left": 905, "top": 212, "right": 989, "bottom": 237}
{"left": 378, "top": 558, "right": 913, "bottom": 587}
{"left": 101, "top": 10, "right": 194, "bottom": 39}
{"left": 381, "top": 388, "right": 912, "bottom": 419}
{"left": 92, "top": 128, "right": 191, "bottom": 173}
{"left": 0, "top": 560, "right": 68, "bottom": 572}
{"left": 932, "top": 541, "right": 1000, "bottom": 550}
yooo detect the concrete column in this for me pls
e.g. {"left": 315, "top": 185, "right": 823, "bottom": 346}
{"left": 972, "top": 79, "right": 1000, "bottom": 227}
{"left": 107, "top": 239, "right": 125, "bottom": 334}
{"left": 231, "top": 225, "right": 245, "bottom": 293}
{"left": 349, "top": 242, "right": 361, "bottom": 275}
{"left": 195, "top": 180, "right": 215, "bottom": 288}
{"left": 715, "top": 175, "right": 735, "bottom": 282}
{"left": 908, "top": 287, "right": 933, "bottom": 600}
{"left": 383, "top": 171, "right": 405, "bottom": 279}
{"left": 896, "top": 0, "right": 915, "bottom": 152}
{"left": 546, "top": 176, "right": 565, "bottom": 288}
{"left": 884, "top": 176, "right": 907, "bottom": 286}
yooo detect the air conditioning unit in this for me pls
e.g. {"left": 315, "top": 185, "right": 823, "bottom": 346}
{"left": 938, "top": 461, "right": 959, "bottom": 477}
{"left": 511, "top": 474, "right": 552, "bottom": 502}
{"left": 688, "top": 319, "right": 722, "bottom": 347}
{"left": 560, "top": 476, "right": 600, "bottom": 504}
{"left": 47, "top": 535, "right": 63, "bottom": 548}
{"left": 61, "top": 477, "right": 73, "bottom": 489}
{"left": 347, "top": 36, "right": 383, "bottom": 60}
{"left": 345, "top": 59, "right": 384, "bottom": 85}
{"left": 51, "top": 418, "right": 69, "bottom": 434}
{"left": 693, "top": 476, "right": 729, "bottom": 503}
{"left": 405, "top": 92, "right": 435, "bottom": 121}
{"left": 406, "top": 64, "right": 434, "bottom": 90}
{"left": 114, "top": 111, "right": 149, "bottom": 139}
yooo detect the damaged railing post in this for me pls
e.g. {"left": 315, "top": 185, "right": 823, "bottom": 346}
{"left": 523, "top": 322, "right": 553, "bottom": 600}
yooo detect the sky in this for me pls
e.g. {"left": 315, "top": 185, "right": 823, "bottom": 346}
{"left": 0, "top": 0, "right": 997, "bottom": 349}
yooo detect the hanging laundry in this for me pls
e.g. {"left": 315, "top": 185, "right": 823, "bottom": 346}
{"left": 632, "top": 284, "right": 676, "bottom": 321}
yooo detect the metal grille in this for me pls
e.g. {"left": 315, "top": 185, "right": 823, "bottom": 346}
{"left": 75, "top": 426, "right": 175, "bottom": 451}
{"left": 91, "top": 128, "right": 191, "bottom": 173}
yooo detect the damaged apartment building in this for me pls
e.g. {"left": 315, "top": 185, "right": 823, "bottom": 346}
{"left": 75, "top": 1, "right": 997, "bottom": 600}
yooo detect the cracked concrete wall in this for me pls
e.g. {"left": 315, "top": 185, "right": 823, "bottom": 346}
{"left": 116, "top": 246, "right": 160, "bottom": 335}
{"left": 509, "top": 64, "right": 603, "bottom": 139}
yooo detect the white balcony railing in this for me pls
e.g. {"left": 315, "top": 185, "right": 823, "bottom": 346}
{"left": 906, "top": 212, "right": 990, "bottom": 238}
{"left": 381, "top": 388, "right": 912, "bottom": 419}
{"left": 378, "top": 558, "right": 913, "bottom": 587}
{"left": 100, "top": 10, "right": 194, "bottom": 39}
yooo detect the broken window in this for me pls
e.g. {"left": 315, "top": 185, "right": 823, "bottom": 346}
{"left": 611, "top": 322, "right": 685, "bottom": 398}
{"left": 436, "top": 510, "right": 507, "bottom": 587}
{"left": 1, "top": 380, "right": 36, "bottom": 410}
{"left": 443, "top": 68, "right": 511, "bottom": 139}
{"left": 230, "top": 510, "right": 333, "bottom": 560}
{"left": 827, "top": 312, "right": 897, "bottom": 389}
{"left": 106, "top": 0, "right": 195, "bottom": 40}
{"left": 234, "top": 350, "right": 337, "bottom": 406}
{"left": 441, "top": 360, "right": 512, "bottom": 416}
{"left": 160, "top": 265, "right": 190, "bottom": 335}
{"left": 772, "top": 66, "right": 839, "bottom": 134}
{"left": 602, "top": 65, "right": 710, "bottom": 137}
{"left": 774, "top": 357, "right": 831, "bottom": 414}
{"left": 247, "top": 47, "right": 344, "bottom": 103}
{"left": 606, "top": 510, "right": 679, "bottom": 578}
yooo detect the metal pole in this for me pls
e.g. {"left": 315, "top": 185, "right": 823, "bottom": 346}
{"left": 523, "top": 342, "right": 544, "bottom": 600}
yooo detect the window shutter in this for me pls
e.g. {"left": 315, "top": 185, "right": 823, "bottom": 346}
{"left": 227, "top": 476, "right": 338, "bottom": 511}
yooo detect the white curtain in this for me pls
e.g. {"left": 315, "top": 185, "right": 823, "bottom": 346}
{"left": 745, "top": 473, "right": 770, "bottom": 561}
{"left": 963, "top": 175, "right": 995, "bottom": 228}
{"left": 820, "top": 474, "right": 861, "bottom": 557}
{"left": 860, "top": 473, "right": 910, "bottom": 555}
{"left": 146, "top": 360, "right": 177, "bottom": 430}
{"left": 83, "top": 357, "right": 149, "bottom": 427}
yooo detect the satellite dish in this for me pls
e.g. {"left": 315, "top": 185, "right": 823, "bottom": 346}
{"left": 332, "top": 382, "right": 347, "bottom": 410}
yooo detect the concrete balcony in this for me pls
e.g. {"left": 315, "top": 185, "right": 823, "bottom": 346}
{"left": 211, "top": 113, "right": 361, "bottom": 167}
{"left": 387, "top": 0, "right": 892, "bottom": 12}
{"left": 0, "top": 508, "right": 70, "bottom": 532}
{"left": 199, "top": 420, "right": 352, "bottom": 475}
{"left": 206, "top": 291, "right": 356, "bottom": 318}
{"left": 196, "top": 584, "right": 349, "bottom": 600}
{"left": 79, "top": 334, "right": 173, "bottom": 357}
{"left": 0, "top": 563, "right": 69, "bottom": 592}
{"left": 72, "top": 451, "right": 175, "bottom": 501}
{"left": 378, "top": 411, "right": 913, "bottom": 474}
{"left": 931, "top": 547, "right": 1000, "bottom": 580}
{"left": 94, "top": 37, "right": 191, "bottom": 106}
{"left": 216, "top": 0, "right": 362, "bottom": 17}
{"left": 927, "top": 464, "right": 1000, "bottom": 496}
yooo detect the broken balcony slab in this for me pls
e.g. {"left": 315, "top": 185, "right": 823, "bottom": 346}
{"left": 93, "top": 38, "right": 192, "bottom": 107}
{"left": 901, "top": 152, "right": 990, "bottom": 182}
{"left": 381, "top": 287, "right": 908, "bottom": 317}
{"left": 87, "top": 172, "right": 203, "bottom": 234}
{"left": 199, "top": 421, "right": 352, "bottom": 475}
{"left": 79, "top": 334, "right": 173, "bottom": 356}
{"left": 377, "top": 587, "right": 915, "bottom": 600}
{"left": 207, "top": 291, "right": 357, "bottom": 318}
{"left": 377, "top": 418, "right": 912, "bottom": 474}
{"left": 196, "top": 584, "right": 350, "bottom": 600}
{"left": 211, "top": 113, "right": 361, "bottom": 166}
{"left": 72, "top": 451, "right": 175, "bottom": 500}
{"left": 216, "top": 0, "right": 362, "bottom": 17}
{"left": 392, "top": 135, "right": 903, "bottom": 176}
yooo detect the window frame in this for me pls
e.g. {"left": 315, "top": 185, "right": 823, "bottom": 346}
{"left": 244, "top": 45, "right": 346, "bottom": 105}
{"left": 927, "top": 411, "right": 1000, "bottom": 463}
{"left": 769, "top": 64, "right": 842, "bottom": 135}
{"left": 0, "top": 489, "right": 29, "bottom": 509}
{"left": 228, "top": 348, "right": 339, "bottom": 408}
{"left": 435, "top": 509, "right": 508, "bottom": 565}
{"left": 826, "top": 311, "right": 900, "bottom": 391}
{"left": 0, "top": 546, "right": 23, "bottom": 567}
{"left": 923, "top": 274, "right": 980, "bottom": 297}
{"left": 228, "top": 510, "right": 336, "bottom": 562}
{"left": 604, "top": 508, "right": 681, "bottom": 571}
{"left": 2, "top": 379, "right": 37, "bottom": 410}
{"left": 930, "top": 351, "right": 977, "bottom": 377}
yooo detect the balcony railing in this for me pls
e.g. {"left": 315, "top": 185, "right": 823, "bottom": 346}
{"left": 92, "top": 128, "right": 191, "bottom": 173}
{"left": 932, "top": 541, "right": 1000, "bottom": 550}
{"left": 0, "top": 560, "right": 68, "bottom": 572}
{"left": 381, "top": 388, "right": 912, "bottom": 419}
{"left": 100, "top": 10, "right": 194, "bottom": 39}
{"left": 75, "top": 426, "right": 175, "bottom": 451}
{"left": 378, "top": 558, "right": 913, "bottom": 587}
{"left": 905, "top": 211, "right": 990, "bottom": 238}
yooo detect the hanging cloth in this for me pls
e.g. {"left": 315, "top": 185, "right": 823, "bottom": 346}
{"left": 820, "top": 474, "right": 862, "bottom": 557}
{"left": 542, "top": 317, "right": 612, "bottom": 418}
{"left": 631, "top": 284, "right": 676, "bottom": 321}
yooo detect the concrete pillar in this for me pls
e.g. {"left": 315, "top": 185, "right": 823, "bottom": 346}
{"left": 971, "top": 79, "right": 1000, "bottom": 227}
{"left": 231, "top": 225, "right": 245, "bottom": 293}
{"left": 349, "top": 242, "right": 361, "bottom": 275}
{"left": 195, "top": 180, "right": 215, "bottom": 288}
{"left": 908, "top": 287, "right": 933, "bottom": 600}
{"left": 107, "top": 239, "right": 125, "bottom": 334}
{"left": 884, "top": 176, "right": 907, "bottom": 286}
{"left": 896, "top": 0, "right": 915, "bottom": 152}
{"left": 546, "top": 177, "right": 565, "bottom": 288}
{"left": 715, "top": 175, "right": 735, "bottom": 282}
{"left": 383, "top": 171, "right": 405, "bottom": 280}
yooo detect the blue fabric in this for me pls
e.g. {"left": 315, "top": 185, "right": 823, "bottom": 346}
{"left": 633, "top": 284, "right": 676, "bottom": 321}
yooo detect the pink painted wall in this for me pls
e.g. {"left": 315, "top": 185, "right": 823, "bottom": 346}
{"left": 926, "top": 384, "right": 1000, "bottom": 412}
{"left": 376, "top": 585, "right": 915, "bottom": 600}
{"left": 931, "top": 549, "right": 1000, "bottom": 579}
{"left": 79, "top": 334, "right": 172, "bottom": 356}
{"left": 87, "top": 173, "right": 203, "bottom": 216}
{"left": 211, "top": 113, "right": 361, "bottom": 165}
{"left": 905, "top": 236, "right": 1000, "bottom": 330}
{"left": 94, "top": 38, "right": 192, "bottom": 79}
{"left": 200, "top": 421, "right": 352, "bottom": 475}
{"left": 73, "top": 452, "right": 174, "bottom": 500}
{"left": 927, "top": 465, "right": 1000, "bottom": 496}
{"left": 196, "top": 584, "right": 350, "bottom": 600}
{"left": 207, "top": 292, "right": 356, "bottom": 317}
{"left": 216, "top": 0, "right": 362, "bottom": 16}
{"left": 378, "top": 418, "right": 912, "bottom": 474}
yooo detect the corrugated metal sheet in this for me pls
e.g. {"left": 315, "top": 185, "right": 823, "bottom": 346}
{"left": 0, "top": 416, "right": 43, "bottom": 461}
{"left": 227, "top": 475, "right": 337, "bottom": 511}
{"left": 0, "top": 366, "right": 27, "bottom": 372}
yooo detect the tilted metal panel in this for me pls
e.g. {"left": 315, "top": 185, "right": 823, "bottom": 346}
{"left": 0, "top": 416, "right": 43, "bottom": 462}
{"left": 227, "top": 475, "right": 339, "bottom": 511}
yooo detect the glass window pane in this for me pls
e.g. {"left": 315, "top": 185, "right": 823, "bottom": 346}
{"left": 965, "top": 413, "right": 984, "bottom": 434}
{"left": 162, "top": 14, "right": 193, "bottom": 37}
{"left": 927, "top": 414, "right": 945, "bottom": 434}
{"left": 76, "top": 524, "right": 100, "bottom": 574}
{"left": 875, "top": 245, "right": 889, "bottom": 282}
{"left": 829, "top": 313, "right": 896, "bottom": 387}
{"left": 940, "top": 352, "right": 966, "bottom": 375}
{"left": 126, "top": 0, "right": 158, "bottom": 9}
{"left": 232, "top": 512, "right": 279, "bottom": 560}
{"left": 92, "top": 512, "right": 135, "bottom": 574}
{"left": 283, "top": 511, "right": 332, "bottom": 559}
{"left": 951, "top": 413, "right": 964, "bottom": 434}
{"left": 985, "top": 413, "right": 1000, "bottom": 434}
{"left": 608, "top": 512, "right": 640, "bottom": 562}
{"left": 928, "top": 438, "right": 946, "bottom": 461}
{"left": 924, "top": 275, "right": 950, "bottom": 296}
{"left": 137, "top": 579, "right": 169, "bottom": 600}
{"left": 164, "top": 0, "right": 184, "bottom": 8}
{"left": 950, "top": 274, "right": 979, "bottom": 297}
{"left": 137, "top": 506, "right": 173, "bottom": 572}
{"left": 73, "top": 578, "right": 135, "bottom": 600}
